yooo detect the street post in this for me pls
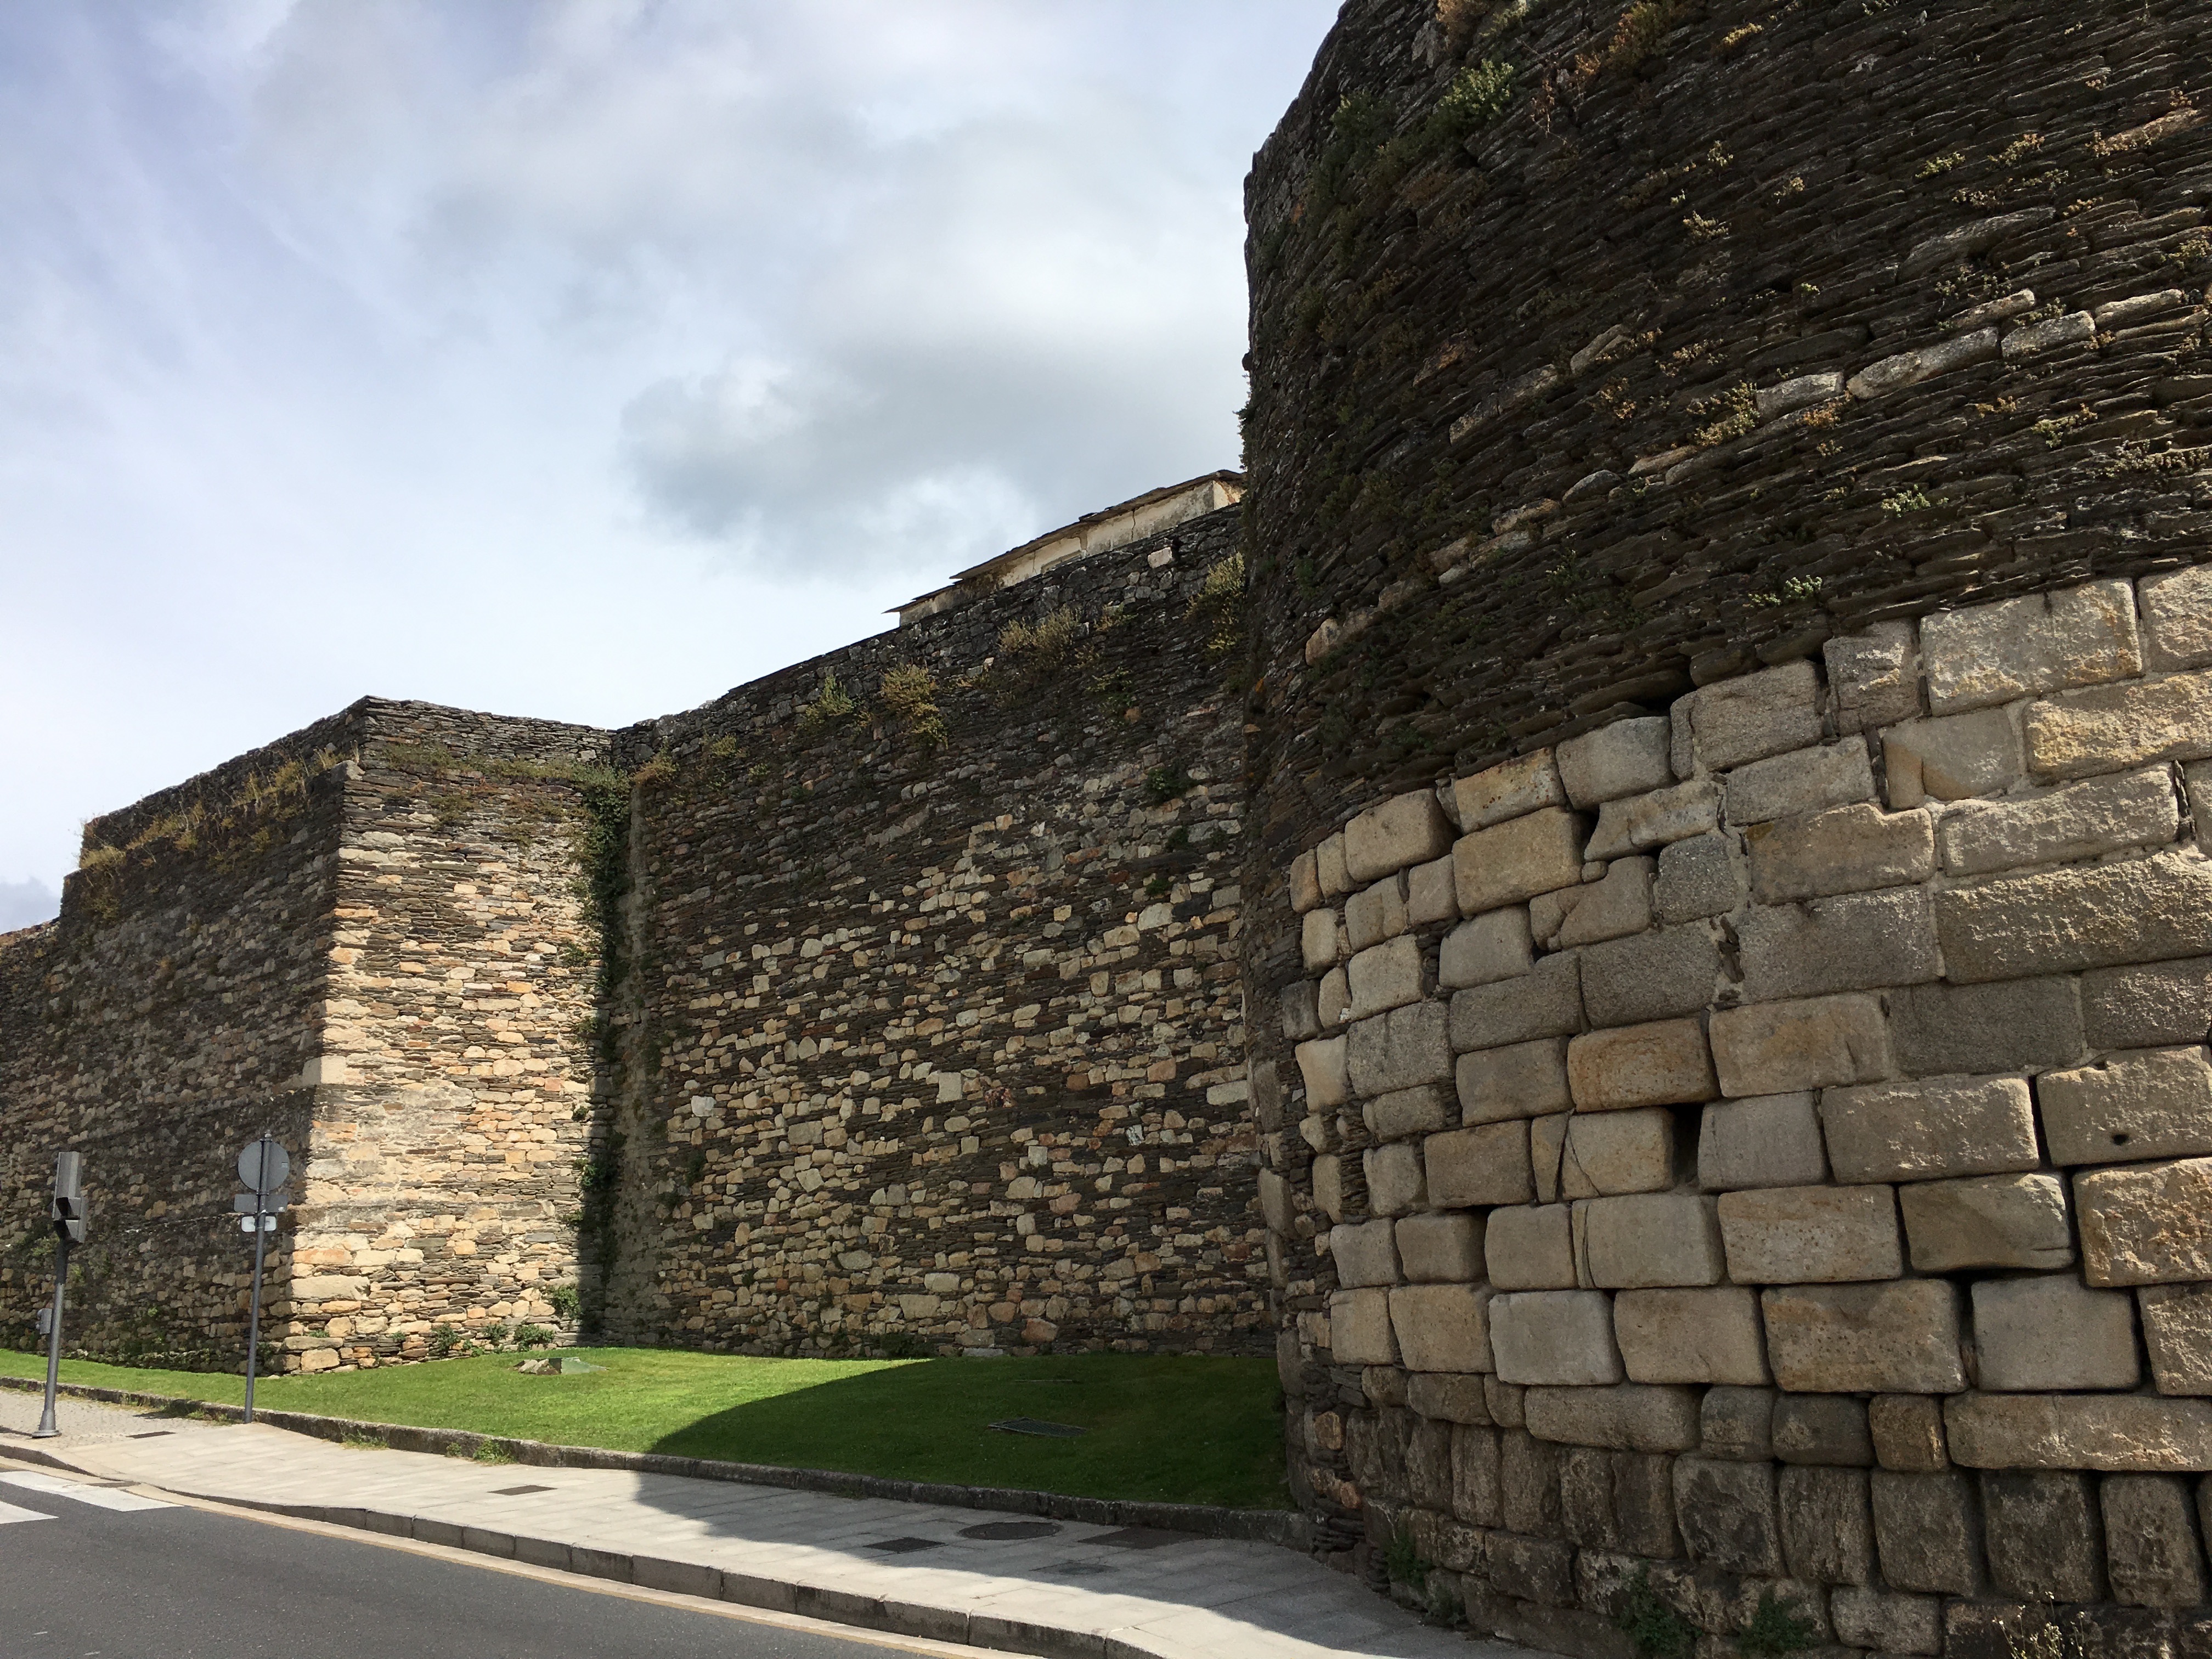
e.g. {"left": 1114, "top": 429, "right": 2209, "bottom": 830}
{"left": 34, "top": 1150, "right": 89, "bottom": 1439}
{"left": 235, "top": 1133, "right": 290, "bottom": 1424}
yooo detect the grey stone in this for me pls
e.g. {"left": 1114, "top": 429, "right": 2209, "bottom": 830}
{"left": 1558, "top": 718, "right": 1674, "bottom": 808}
{"left": 1921, "top": 580, "right": 2141, "bottom": 715}
{"left": 1609, "top": 1451, "right": 1683, "bottom": 1558}
{"left": 1830, "top": 1585, "right": 1941, "bottom": 1656}
{"left": 1579, "top": 924, "right": 1722, "bottom": 1026}
{"left": 1454, "top": 808, "right": 1590, "bottom": 915}
{"left": 1584, "top": 780, "right": 1722, "bottom": 860}
{"left": 1312, "top": 1154, "right": 1343, "bottom": 1222}
{"left": 1406, "top": 854, "right": 1458, "bottom": 927}
{"left": 1725, "top": 737, "right": 1878, "bottom": 826}
{"left": 1709, "top": 994, "right": 1893, "bottom": 1096}
{"left": 1489, "top": 1290, "right": 1625, "bottom": 1386}
{"left": 1946, "top": 1391, "right": 2212, "bottom": 1470}
{"left": 1655, "top": 832, "right": 1740, "bottom": 922}
{"left": 1740, "top": 886, "right": 1940, "bottom": 1001}
{"left": 1348, "top": 1001, "right": 1451, "bottom": 1098}
{"left": 2102, "top": 1473, "right": 2208, "bottom": 1607}
{"left": 2078, "top": 1156, "right": 2212, "bottom": 1285}
{"left": 1499, "top": 1425, "right": 1564, "bottom": 1534}
{"left": 1883, "top": 708, "right": 2027, "bottom": 810}
{"left": 1439, "top": 906, "right": 1534, "bottom": 988}
{"left": 1869, "top": 1393, "right": 1949, "bottom": 1472}
{"left": 1567, "top": 1018, "right": 1718, "bottom": 1110}
{"left": 1344, "top": 875, "right": 1408, "bottom": 953}
{"left": 1936, "top": 850, "right": 2212, "bottom": 983}
{"left": 1972, "top": 1275, "right": 2140, "bottom": 1391}
{"left": 1718, "top": 1184, "right": 1903, "bottom": 1283}
{"left": 1425, "top": 1120, "right": 1534, "bottom": 1209}
{"left": 1484, "top": 1204, "right": 1576, "bottom": 1290}
{"left": 1409, "top": 1372, "right": 1492, "bottom": 1426}
{"left": 1279, "top": 978, "right": 1321, "bottom": 1041}
{"left": 2025, "top": 668, "right": 2212, "bottom": 781}
{"left": 1871, "top": 1469, "right": 1986, "bottom": 1595}
{"left": 1523, "top": 1383, "right": 1700, "bottom": 1452}
{"left": 1613, "top": 1286, "right": 1769, "bottom": 1385}
{"left": 1701, "top": 1385, "right": 1776, "bottom": 1460}
{"left": 1898, "top": 1173, "right": 2074, "bottom": 1272}
{"left": 2084, "top": 956, "right": 2212, "bottom": 1049}
{"left": 1999, "top": 310, "right": 2091, "bottom": 357}
{"left": 1331, "top": 1219, "right": 1401, "bottom": 1288}
{"left": 1673, "top": 661, "right": 1824, "bottom": 775}
{"left": 1747, "top": 802, "right": 1934, "bottom": 902}
{"left": 2040, "top": 1047, "right": 2212, "bottom": 1167}
{"left": 1761, "top": 1280, "right": 1967, "bottom": 1393}
{"left": 1485, "top": 1375, "right": 1526, "bottom": 1430}
{"left": 1290, "top": 849, "right": 1322, "bottom": 915}
{"left": 1938, "top": 765, "right": 2182, "bottom": 876}
{"left": 2142, "top": 565, "right": 2212, "bottom": 673}
{"left": 1329, "top": 1288, "right": 1398, "bottom": 1364}
{"left": 1365, "top": 1142, "right": 1426, "bottom": 1217}
{"left": 1449, "top": 952, "right": 1582, "bottom": 1050}
{"left": 1317, "top": 832, "right": 1350, "bottom": 899}
{"left": 1346, "top": 934, "right": 1424, "bottom": 1019}
{"left": 1458, "top": 1037, "right": 1572, "bottom": 1126}
{"left": 1346, "top": 789, "right": 1455, "bottom": 883}
{"left": 1534, "top": 1108, "right": 1680, "bottom": 1199}
{"left": 1554, "top": 856, "right": 1655, "bottom": 949}
{"left": 1889, "top": 978, "right": 2086, "bottom": 1076}
{"left": 1295, "top": 1035, "right": 1350, "bottom": 1109}
{"left": 1452, "top": 1421, "right": 1503, "bottom": 1522}
{"left": 1775, "top": 1395, "right": 1875, "bottom": 1467}
{"left": 1780, "top": 1465, "right": 1877, "bottom": 1584}
{"left": 1699, "top": 1093, "right": 1829, "bottom": 1190}
{"left": 1980, "top": 1470, "right": 2108, "bottom": 1602}
{"left": 1390, "top": 1282, "right": 1495, "bottom": 1372}
{"left": 1673, "top": 1457, "right": 1784, "bottom": 1574}
{"left": 2141, "top": 1283, "right": 2212, "bottom": 1395}
{"left": 1578, "top": 1192, "right": 1724, "bottom": 1288}
{"left": 1318, "top": 964, "right": 1350, "bottom": 1028}
{"left": 1827, "top": 620, "right": 1922, "bottom": 736}
{"left": 1301, "top": 906, "right": 1342, "bottom": 973}
{"left": 1819, "top": 1075, "right": 2040, "bottom": 1183}
{"left": 1364, "top": 1082, "right": 1452, "bottom": 1142}
{"left": 1454, "top": 750, "right": 1567, "bottom": 832}
{"left": 1396, "top": 1211, "right": 1485, "bottom": 1283}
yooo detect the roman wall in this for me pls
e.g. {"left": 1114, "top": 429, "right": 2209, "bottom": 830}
{"left": 1242, "top": 0, "right": 2212, "bottom": 1651}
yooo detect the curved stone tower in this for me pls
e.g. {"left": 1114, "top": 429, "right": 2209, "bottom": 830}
{"left": 1242, "top": 1, "right": 2212, "bottom": 1649}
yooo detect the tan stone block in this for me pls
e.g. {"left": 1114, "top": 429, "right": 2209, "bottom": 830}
{"left": 1741, "top": 886, "right": 1940, "bottom": 1001}
{"left": 1558, "top": 718, "right": 1673, "bottom": 808}
{"left": 1939, "top": 766, "right": 2181, "bottom": 877}
{"left": 1438, "top": 906, "right": 1533, "bottom": 988}
{"left": 1330, "top": 1287, "right": 1398, "bottom": 1364}
{"left": 1348, "top": 1001, "right": 1451, "bottom": 1097}
{"left": 1317, "top": 832, "right": 1350, "bottom": 899}
{"left": 1301, "top": 907, "right": 1341, "bottom": 973}
{"left": 1407, "top": 854, "right": 1458, "bottom": 927}
{"left": 1710, "top": 995, "right": 1893, "bottom": 1097}
{"left": 2103, "top": 1472, "right": 2208, "bottom": 1607}
{"left": 1819, "top": 1075, "right": 2039, "bottom": 1183}
{"left": 1615, "top": 1286, "right": 1771, "bottom": 1385}
{"left": 1674, "top": 661, "right": 1824, "bottom": 774}
{"left": 1825, "top": 620, "right": 1921, "bottom": 736}
{"left": 1450, "top": 952, "right": 1583, "bottom": 1049}
{"left": 1295, "top": 1035, "right": 1349, "bottom": 1110}
{"left": 1579, "top": 924, "right": 1723, "bottom": 1027}
{"left": 1762, "top": 1280, "right": 1967, "bottom": 1393}
{"left": 1365, "top": 1083, "right": 1452, "bottom": 1142}
{"left": 1700, "top": 1093, "right": 1830, "bottom": 1190}
{"left": 1937, "top": 849, "right": 2212, "bottom": 983}
{"left": 1567, "top": 1019, "right": 1717, "bottom": 1110}
{"left": 1922, "top": 580, "right": 2142, "bottom": 715}
{"left": 1454, "top": 749, "right": 1568, "bottom": 831}
{"left": 1407, "top": 1372, "right": 1492, "bottom": 1425}
{"left": 1390, "top": 1282, "right": 1496, "bottom": 1372}
{"left": 1344, "top": 876, "right": 1408, "bottom": 952}
{"left": 1259, "top": 1168, "right": 1293, "bottom": 1235}
{"left": 2141, "top": 565, "right": 2212, "bottom": 673}
{"left": 1365, "top": 1142, "right": 1427, "bottom": 1217}
{"left": 1317, "top": 965, "right": 1350, "bottom": 1028}
{"left": 1454, "top": 808, "right": 1589, "bottom": 915}
{"left": 1346, "top": 935, "right": 1424, "bottom": 1019}
{"left": 1347, "top": 789, "right": 1455, "bottom": 883}
{"left": 1899, "top": 1173, "right": 2074, "bottom": 1272}
{"left": 1944, "top": 1392, "right": 2212, "bottom": 1471}
{"left": 1523, "top": 1383, "right": 1701, "bottom": 1452}
{"left": 1869, "top": 1394, "right": 1950, "bottom": 1472}
{"left": 2078, "top": 1157, "right": 2212, "bottom": 1285}
{"left": 2141, "top": 1284, "right": 2212, "bottom": 1395}
{"left": 1489, "top": 1289, "right": 1625, "bottom": 1386}
{"left": 1397, "top": 1211, "right": 1486, "bottom": 1283}
{"left": 1554, "top": 855, "right": 1654, "bottom": 948}
{"left": 1485, "top": 1204, "right": 1575, "bottom": 1290}
{"left": 1883, "top": 709, "right": 2026, "bottom": 809}
{"left": 1748, "top": 803, "right": 1934, "bottom": 902}
{"left": 1579, "top": 1193, "right": 1725, "bottom": 1288}
{"left": 1718, "top": 1184, "right": 1903, "bottom": 1283}
{"left": 1584, "top": 780, "right": 1721, "bottom": 860}
{"left": 1972, "top": 1276, "right": 2139, "bottom": 1391}
{"left": 1533, "top": 1108, "right": 1679, "bottom": 1200}
{"left": 2040, "top": 1047, "right": 2212, "bottom": 1167}
{"left": 1291, "top": 849, "right": 1322, "bottom": 914}
{"left": 1726, "top": 737, "right": 1878, "bottom": 826}
{"left": 1655, "top": 830, "right": 1741, "bottom": 922}
{"left": 2027, "top": 669, "right": 2212, "bottom": 781}
{"left": 1458, "top": 1037, "right": 1571, "bottom": 1126}
{"left": 1330, "top": 1219, "right": 1400, "bottom": 1288}
{"left": 1313, "top": 1154, "right": 1344, "bottom": 1222}
{"left": 1426, "top": 1120, "right": 1535, "bottom": 1209}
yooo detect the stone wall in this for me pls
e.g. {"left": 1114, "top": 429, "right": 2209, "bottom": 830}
{"left": 1241, "top": 0, "right": 2212, "bottom": 1649}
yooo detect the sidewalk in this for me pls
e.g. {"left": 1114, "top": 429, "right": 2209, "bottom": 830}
{"left": 0, "top": 1389, "right": 1507, "bottom": 1659}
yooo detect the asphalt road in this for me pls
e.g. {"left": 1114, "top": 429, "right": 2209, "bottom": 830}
{"left": 0, "top": 1468, "right": 946, "bottom": 1659}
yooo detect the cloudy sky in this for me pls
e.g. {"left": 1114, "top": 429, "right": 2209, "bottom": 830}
{"left": 0, "top": 1, "right": 1336, "bottom": 928}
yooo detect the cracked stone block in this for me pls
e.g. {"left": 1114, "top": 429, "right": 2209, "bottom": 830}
{"left": 2025, "top": 668, "right": 2212, "bottom": 781}
{"left": 1819, "top": 1075, "right": 2039, "bottom": 1183}
{"left": 1490, "top": 1289, "right": 1625, "bottom": 1386}
{"left": 1883, "top": 708, "right": 2027, "bottom": 809}
{"left": 1438, "top": 906, "right": 1534, "bottom": 989}
{"left": 1396, "top": 1210, "right": 1484, "bottom": 1283}
{"left": 1871, "top": 1470, "right": 1987, "bottom": 1595}
{"left": 1899, "top": 1172, "right": 2074, "bottom": 1272}
{"left": 1555, "top": 855, "right": 1655, "bottom": 949}
{"left": 1982, "top": 1470, "right": 2108, "bottom": 1602}
{"left": 1558, "top": 718, "right": 1674, "bottom": 808}
{"left": 1585, "top": 780, "right": 1723, "bottom": 860}
{"left": 1938, "top": 765, "right": 2181, "bottom": 876}
{"left": 1450, "top": 951, "right": 1582, "bottom": 1049}
{"left": 1709, "top": 994, "right": 1892, "bottom": 1097}
{"left": 1346, "top": 789, "right": 1455, "bottom": 883}
{"left": 1364, "top": 1141, "right": 1426, "bottom": 1217}
{"left": 1458, "top": 1036, "right": 1571, "bottom": 1126}
{"left": 1390, "top": 1282, "right": 1495, "bottom": 1373}
{"left": 1921, "top": 580, "right": 2141, "bottom": 715}
{"left": 1888, "top": 977, "right": 2085, "bottom": 1076}
{"left": 1485, "top": 1203, "right": 1575, "bottom": 1290}
{"left": 1345, "top": 875, "right": 1409, "bottom": 952}
{"left": 1656, "top": 831, "right": 1741, "bottom": 922}
{"left": 1725, "top": 737, "right": 1878, "bottom": 826}
{"left": 1579, "top": 1192, "right": 1724, "bottom": 1288}
{"left": 1673, "top": 661, "right": 1824, "bottom": 775}
{"left": 1760, "top": 1279, "right": 1966, "bottom": 1393}
{"left": 1972, "top": 1275, "right": 2140, "bottom": 1391}
{"left": 1719, "top": 1184, "right": 1903, "bottom": 1283}
{"left": 1331, "top": 1218, "right": 1401, "bottom": 1288}
{"left": 1426, "top": 1120, "right": 1534, "bottom": 1209}
{"left": 1699, "top": 1093, "right": 1829, "bottom": 1190}
{"left": 2102, "top": 1473, "right": 2208, "bottom": 1607}
{"left": 1454, "top": 750, "right": 1567, "bottom": 832}
{"left": 1567, "top": 1018, "right": 1718, "bottom": 1109}
{"left": 2076, "top": 1156, "right": 2212, "bottom": 1284}
{"left": 1533, "top": 1107, "right": 1679, "bottom": 1200}
{"left": 1827, "top": 620, "right": 1922, "bottom": 735}
{"left": 1454, "top": 808, "right": 1590, "bottom": 915}
{"left": 1613, "top": 1286, "right": 1769, "bottom": 1385}
{"left": 2040, "top": 1047, "right": 2212, "bottom": 1167}
{"left": 1747, "top": 800, "right": 1934, "bottom": 902}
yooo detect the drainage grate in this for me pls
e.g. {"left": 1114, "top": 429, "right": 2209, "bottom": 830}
{"left": 960, "top": 1520, "right": 1063, "bottom": 1541}
{"left": 491, "top": 1484, "right": 558, "bottom": 1497}
{"left": 865, "top": 1537, "right": 944, "bottom": 1555}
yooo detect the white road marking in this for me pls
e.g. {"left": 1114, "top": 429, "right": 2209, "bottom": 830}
{"left": 0, "top": 1472, "right": 173, "bottom": 1512}
{"left": 0, "top": 1499, "right": 54, "bottom": 1525}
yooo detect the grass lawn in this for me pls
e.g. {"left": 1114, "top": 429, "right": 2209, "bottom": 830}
{"left": 0, "top": 1346, "right": 1289, "bottom": 1510}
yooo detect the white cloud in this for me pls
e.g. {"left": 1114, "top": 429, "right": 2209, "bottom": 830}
{"left": 0, "top": 878, "right": 57, "bottom": 932}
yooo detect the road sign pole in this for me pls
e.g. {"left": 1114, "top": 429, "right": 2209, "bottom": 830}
{"left": 244, "top": 1137, "right": 271, "bottom": 1425}
{"left": 32, "top": 1231, "right": 67, "bottom": 1440}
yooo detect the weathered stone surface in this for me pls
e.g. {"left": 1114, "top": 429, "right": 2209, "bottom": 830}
{"left": 1290, "top": 849, "right": 1322, "bottom": 914}
{"left": 1454, "top": 750, "right": 1567, "bottom": 832}
{"left": 1983, "top": 1470, "right": 2109, "bottom": 1602}
{"left": 1331, "top": 1219, "right": 1401, "bottom": 1288}
{"left": 1613, "top": 1286, "right": 1769, "bottom": 1385}
{"left": 1747, "top": 802, "right": 1933, "bottom": 902}
{"left": 1888, "top": 977, "right": 2085, "bottom": 1076}
{"left": 1579, "top": 926, "right": 1722, "bottom": 1026}
{"left": 1702, "top": 1386, "right": 1776, "bottom": 1460}
{"left": 1453, "top": 1421, "right": 1504, "bottom": 1521}
{"left": 1406, "top": 854, "right": 1458, "bottom": 927}
{"left": 1489, "top": 1290, "right": 1625, "bottom": 1386}
{"left": 1655, "top": 831, "right": 1740, "bottom": 923}
{"left": 1673, "top": 1456, "right": 1784, "bottom": 1573}
{"left": 1883, "top": 708, "right": 2027, "bottom": 810}
{"left": 1346, "top": 934, "right": 1423, "bottom": 1019}
{"left": 1364, "top": 1082, "right": 1452, "bottom": 1141}
{"left": 1558, "top": 719, "right": 1673, "bottom": 808}
{"left": 1674, "top": 662, "right": 1824, "bottom": 775}
{"left": 2140, "top": 1284, "right": 2212, "bottom": 1395}
{"left": 1390, "top": 1282, "right": 1495, "bottom": 1372}
{"left": 1409, "top": 1372, "right": 1493, "bottom": 1427}
{"left": 1760, "top": 1280, "right": 1966, "bottom": 1393}
{"left": 1774, "top": 1394, "right": 1875, "bottom": 1466}
{"left": 1946, "top": 1392, "right": 2212, "bottom": 1471}
{"left": 1936, "top": 851, "right": 2212, "bottom": 983}
{"left": 1295, "top": 1035, "right": 1350, "bottom": 1109}
{"left": 1719, "top": 1184, "right": 1903, "bottom": 1284}
{"left": 1553, "top": 856, "right": 1655, "bottom": 949}
{"left": 1781, "top": 1465, "right": 1877, "bottom": 1584}
{"left": 1725, "top": 738, "right": 1877, "bottom": 826}
{"left": 2025, "top": 669, "right": 2212, "bottom": 780}
{"left": 1312, "top": 1154, "right": 1343, "bottom": 1223}
{"left": 1317, "top": 963, "right": 1350, "bottom": 1027}
{"left": 1330, "top": 1288, "right": 1398, "bottom": 1364}
{"left": 1279, "top": 978, "right": 1320, "bottom": 1042}
{"left": 2101, "top": 1474, "right": 2208, "bottom": 1607}
{"left": 1317, "top": 832, "right": 1350, "bottom": 900}
{"left": 1922, "top": 581, "right": 2142, "bottom": 715}
{"left": 1709, "top": 995, "right": 1893, "bottom": 1097}
{"left": 1819, "top": 1075, "right": 2039, "bottom": 1183}
{"left": 1584, "top": 780, "right": 1722, "bottom": 861}
{"left": 1301, "top": 906, "right": 1342, "bottom": 972}
{"left": 1458, "top": 1037, "right": 1572, "bottom": 1126}
{"left": 1827, "top": 620, "right": 1922, "bottom": 736}
{"left": 2077, "top": 1156, "right": 2212, "bottom": 1285}
{"left": 1259, "top": 1167, "right": 1293, "bottom": 1236}
{"left": 1485, "top": 1203, "right": 1575, "bottom": 1290}
{"left": 1439, "top": 906, "right": 1534, "bottom": 988}
{"left": 1396, "top": 1211, "right": 1485, "bottom": 1283}
{"left": 1346, "top": 789, "right": 1454, "bottom": 883}
{"left": 1579, "top": 1193, "right": 1724, "bottom": 1288}
{"left": 1740, "top": 886, "right": 1940, "bottom": 1001}
{"left": 1567, "top": 1019, "right": 1717, "bottom": 1110}
{"left": 2040, "top": 1047, "right": 2212, "bottom": 1167}
{"left": 1870, "top": 1394, "right": 1949, "bottom": 1472}
{"left": 1871, "top": 1469, "right": 1986, "bottom": 1595}
{"left": 1898, "top": 1173, "right": 2074, "bottom": 1272}
{"left": 1449, "top": 952, "right": 1582, "bottom": 1049}
{"left": 1699, "top": 1093, "right": 1829, "bottom": 1190}
{"left": 1345, "top": 876, "right": 1408, "bottom": 952}
{"left": 1972, "top": 1275, "right": 2140, "bottom": 1391}
{"left": 1364, "top": 1142, "right": 1426, "bottom": 1217}
{"left": 2084, "top": 956, "right": 2212, "bottom": 1049}
{"left": 2142, "top": 566, "right": 2212, "bottom": 673}
{"left": 1524, "top": 1384, "right": 1699, "bottom": 1452}
{"left": 1831, "top": 1584, "right": 1942, "bottom": 1656}
{"left": 1348, "top": 1001, "right": 1451, "bottom": 1098}
{"left": 1534, "top": 1108, "right": 1679, "bottom": 1199}
{"left": 1454, "top": 808, "right": 1589, "bottom": 916}
{"left": 1425, "top": 1120, "right": 1534, "bottom": 1209}
{"left": 1940, "top": 766, "right": 2181, "bottom": 877}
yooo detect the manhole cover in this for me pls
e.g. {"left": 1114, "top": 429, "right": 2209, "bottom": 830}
{"left": 492, "top": 1485, "right": 558, "bottom": 1497}
{"left": 960, "top": 1520, "right": 1063, "bottom": 1541}
{"left": 988, "top": 1417, "right": 1087, "bottom": 1437}
{"left": 866, "top": 1537, "right": 943, "bottom": 1554}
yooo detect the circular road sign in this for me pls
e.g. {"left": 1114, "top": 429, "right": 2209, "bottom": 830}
{"left": 238, "top": 1139, "right": 291, "bottom": 1194}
